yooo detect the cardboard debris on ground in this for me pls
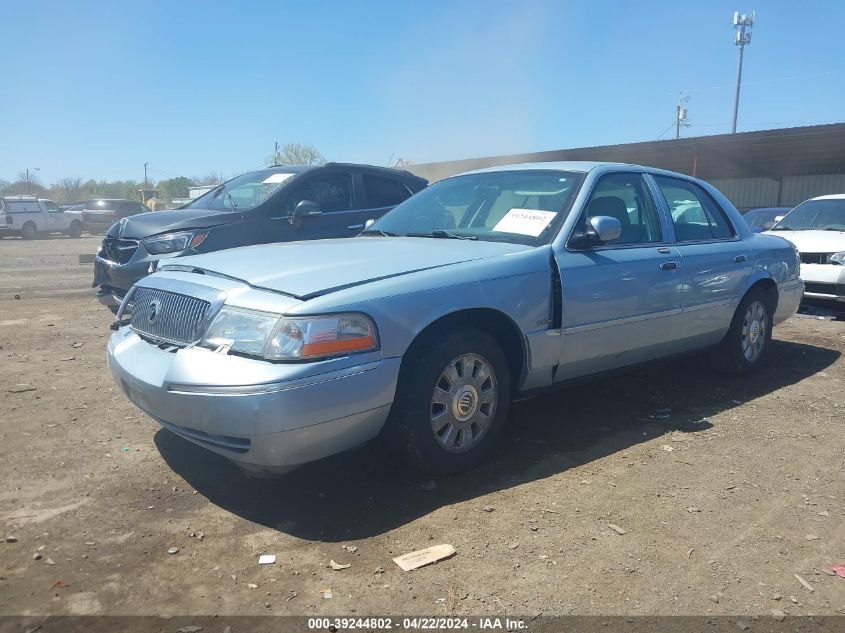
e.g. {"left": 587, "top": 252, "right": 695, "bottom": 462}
{"left": 258, "top": 554, "right": 276, "bottom": 565}
{"left": 392, "top": 544, "right": 456, "bottom": 571}
{"left": 794, "top": 573, "right": 814, "bottom": 592}
{"left": 329, "top": 559, "right": 350, "bottom": 571}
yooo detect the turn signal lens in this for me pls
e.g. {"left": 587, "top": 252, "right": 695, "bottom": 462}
{"left": 265, "top": 314, "right": 378, "bottom": 360}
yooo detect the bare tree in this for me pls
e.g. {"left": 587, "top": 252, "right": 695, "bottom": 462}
{"left": 271, "top": 142, "right": 325, "bottom": 166}
{"left": 192, "top": 171, "right": 224, "bottom": 186}
{"left": 56, "top": 177, "right": 83, "bottom": 203}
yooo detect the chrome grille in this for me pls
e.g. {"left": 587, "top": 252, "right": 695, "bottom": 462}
{"left": 129, "top": 287, "right": 210, "bottom": 345}
{"left": 100, "top": 237, "right": 138, "bottom": 264}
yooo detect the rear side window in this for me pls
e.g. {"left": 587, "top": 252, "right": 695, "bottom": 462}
{"left": 653, "top": 176, "right": 735, "bottom": 241}
{"left": 363, "top": 174, "right": 411, "bottom": 208}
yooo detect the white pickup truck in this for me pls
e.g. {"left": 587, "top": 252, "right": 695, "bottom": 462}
{"left": 0, "top": 196, "right": 83, "bottom": 239}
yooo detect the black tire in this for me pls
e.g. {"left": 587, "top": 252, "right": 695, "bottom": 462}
{"left": 67, "top": 221, "right": 83, "bottom": 238}
{"left": 712, "top": 287, "right": 773, "bottom": 373}
{"left": 385, "top": 328, "right": 511, "bottom": 475}
{"left": 21, "top": 222, "right": 37, "bottom": 240}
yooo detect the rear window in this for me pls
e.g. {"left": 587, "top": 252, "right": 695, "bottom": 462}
{"left": 86, "top": 200, "right": 116, "bottom": 211}
{"left": 363, "top": 174, "right": 411, "bottom": 208}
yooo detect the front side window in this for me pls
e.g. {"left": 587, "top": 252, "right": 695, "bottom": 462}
{"left": 653, "top": 176, "right": 735, "bottom": 241}
{"left": 363, "top": 174, "right": 410, "bottom": 208}
{"left": 572, "top": 173, "right": 662, "bottom": 245}
{"left": 772, "top": 199, "right": 845, "bottom": 231}
{"left": 370, "top": 170, "right": 582, "bottom": 245}
{"left": 43, "top": 201, "right": 61, "bottom": 212}
{"left": 283, "top": 173, "right": 354, "bottom": 213}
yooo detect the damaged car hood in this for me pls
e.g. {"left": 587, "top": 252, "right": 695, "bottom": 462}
{"left": 110, "top": 209, "right": 242, "bottom": 239}
{"left": 160, "top": 237, "right": 533, "bottom": 299}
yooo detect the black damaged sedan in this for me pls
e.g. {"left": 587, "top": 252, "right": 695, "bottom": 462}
{"left": 93, "top": 163, "right": 426, "bottom": 310}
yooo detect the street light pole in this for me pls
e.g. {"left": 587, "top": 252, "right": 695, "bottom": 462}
{"left": 144, "top": 162, "right": 149, "bottom": 189}
{"left": 25, "top": 167, "right": 40, "bottom": 195}
{"left": 731, "top": 11, "right": 754, "bottom": 134}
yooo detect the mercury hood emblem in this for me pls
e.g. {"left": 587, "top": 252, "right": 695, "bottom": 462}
{"left": 147, "top": 299, "right": 161, "bottom": 324}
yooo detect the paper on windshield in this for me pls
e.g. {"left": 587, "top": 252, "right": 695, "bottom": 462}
{"left": 492, "top": 209, "right": 557, "bottom": 237}
{"left": 262, "top": 173, "right": 294, "bottom": 184}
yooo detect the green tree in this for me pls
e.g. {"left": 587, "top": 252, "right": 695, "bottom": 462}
{"left": 157, "top": 176, "right": 192, "bottom": 202}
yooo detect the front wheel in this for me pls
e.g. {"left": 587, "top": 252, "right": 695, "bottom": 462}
{"left": 712, "top": 288, "right": 773, "bottom": 373}
{"left": 385, "top": 329, "right": 511, "bottom": 475}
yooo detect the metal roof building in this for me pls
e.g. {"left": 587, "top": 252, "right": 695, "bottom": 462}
{"left": 406, "top": 123, "right": 845, "bottom": 210}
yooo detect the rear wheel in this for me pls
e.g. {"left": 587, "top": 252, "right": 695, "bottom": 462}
{"left": 712, "top": 287, "right": 773, "bottom": 373}
{"left": 21, "top": 222, "right": 37, "bottom": 240}
{"left": 67, "top": 221, "right": 83, "bottom": 238}
{"left": 385, "top": 329, "right": 511, "bottom": 475}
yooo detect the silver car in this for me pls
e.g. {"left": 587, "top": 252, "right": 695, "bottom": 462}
{"left": 107, "top": 162, "right": 803, "bottom": 476}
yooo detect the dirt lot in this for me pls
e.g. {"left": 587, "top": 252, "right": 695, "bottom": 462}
{"left": 1, "top": 235, "right": 843, "bottom": 618}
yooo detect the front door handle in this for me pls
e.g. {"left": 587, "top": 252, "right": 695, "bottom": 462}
{"left": 347, "top": 224, "right": 364, "bottom": 230}
{"left": 734, "top": 254, "right": 747, "bottom": 263}
{"left": 659, "top": 261, "right": 679, "bottom": 271}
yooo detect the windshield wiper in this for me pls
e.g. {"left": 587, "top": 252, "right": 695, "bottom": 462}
{"left": 360, "top": 228, "right": 399, "bottom": 237}
{"left": 226, "top": 192, "right": 238, "bottom": 210}
{"left": 405, "top": 230, "right": 478, "bottom": 240}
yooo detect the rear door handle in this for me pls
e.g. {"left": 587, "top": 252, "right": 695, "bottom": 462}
{"left": 659, "top": 261, "right": 679, "bottom": 271}
{"left": 734, "top": 255, "right": 747, "bottom": 263}
{"left": 347, "top": 224, "right": 364, "bottom": 230}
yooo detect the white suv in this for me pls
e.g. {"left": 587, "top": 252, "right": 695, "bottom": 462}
{"left": 0, "top": 196, "right": 83, "bottom": 239}
{"left": 766, "top": 194, "right": 845, "bottom": 306}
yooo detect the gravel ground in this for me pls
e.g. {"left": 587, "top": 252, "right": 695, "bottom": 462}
{"left": 1, "top": 234, "right": 843, "bottom": 617}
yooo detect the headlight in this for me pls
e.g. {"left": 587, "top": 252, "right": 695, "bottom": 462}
{"left": 201, "top": 308, "right": 378, "bottom": 360}
{"left": 831, "top": 252, "right": 845, "bottom": 265}
{"left": 143, "top": 230, "right": 208, "bottom": 255}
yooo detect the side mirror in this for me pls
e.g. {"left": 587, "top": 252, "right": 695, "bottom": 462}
{"left": 569, "top": 215, "right": 622, "bottom": 249}
{"left": 364, "top": 218, "right": 376, "bottom": 231}
{"left": 290, "top": 199, "right": 322, "bottom": 226}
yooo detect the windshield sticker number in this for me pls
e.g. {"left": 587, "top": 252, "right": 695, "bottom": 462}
{"left": 262, "top": 173, "right": 294, "bottom": 185}
{"left": 492, "top": 209, "right": 557, "bottom": 237}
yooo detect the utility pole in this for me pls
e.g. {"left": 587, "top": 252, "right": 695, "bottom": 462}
{"left": 273, "top": 142, "right": 279, "bottom": 166}
{"left": 675, "top": 94, "right": 690, "bottom": 139}
{"left": 25, "top": 167, "right": 40, "bottom": 195}
{"left": 144, "top": 162, "right": 148, "bottom": 188}
{"left": 731, "top": 10, "right": 754, "bottom": 134}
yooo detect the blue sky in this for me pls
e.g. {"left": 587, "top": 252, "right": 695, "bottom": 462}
{"left": 1, "top": 0, "right": 843, "bottom": 184}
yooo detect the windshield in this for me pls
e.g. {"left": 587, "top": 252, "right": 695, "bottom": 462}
{"left": 369, "top": 170, "right": 583, "bottom": 245}
{"left": 185, "top": 169, "right": 298, "bottom": 211}
{"left": 772, "top": 199, "right": 845, "bottom": 231}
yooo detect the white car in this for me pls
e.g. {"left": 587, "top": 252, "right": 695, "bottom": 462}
{"left": 767, "top": 194, "right": 845, "bottom": 305}
{"left": 0, "top": 196, "right": 83, "bottom": 239}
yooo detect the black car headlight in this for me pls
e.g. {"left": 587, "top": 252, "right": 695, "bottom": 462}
{"left": 143, "top": 230, "right": 208, "bottom": 255}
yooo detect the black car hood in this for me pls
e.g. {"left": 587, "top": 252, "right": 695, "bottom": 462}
{"left": 108, "top": 209, "right": 242, "bottom": 239}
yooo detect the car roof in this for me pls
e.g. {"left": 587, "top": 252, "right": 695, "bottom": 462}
{"left": 461, "top": 161, "right": 695, "bottom": 179}
{"left": 811, "top": 193, "right": 845, "bottom": 201}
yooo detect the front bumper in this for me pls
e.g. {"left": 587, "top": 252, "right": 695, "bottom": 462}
{"left": 800, "top": 263, "right": 845, "bottom": 303}
{"left": 107, "top": 327, "right": 400, "bottom": 473}
{"left": 94, "top": 255, "right": 150, "bottom": 296}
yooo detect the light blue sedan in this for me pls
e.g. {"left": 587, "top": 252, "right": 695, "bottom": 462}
{"left": 107, "top": 162, "right": 803, "bottom": 476}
